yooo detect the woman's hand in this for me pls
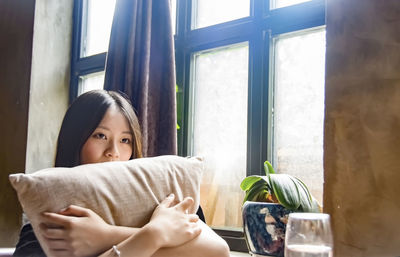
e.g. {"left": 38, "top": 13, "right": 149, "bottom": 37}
{"left": 146, "top": 194, "right": 202, "bottom": 248}
{"left": 98, "top": 194, "right": 203, "bottom": 257}
{"left": 40, "top": 205, "right": 114, "bottom": 257}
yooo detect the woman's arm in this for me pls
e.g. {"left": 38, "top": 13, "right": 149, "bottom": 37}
{"left": 98, "top": 224, "right": 161, "bottom": 257}
{"left": 152, "top": 220, "right": 230, "bottom": 257}
{"left": 40, "top": 205, "right": 138, "bottom": 256}
{"left": 40, "top": 195, "right": 229, "bottom": 257}
{"left": 99, "top": 195, "right": 202, "bottom": 257}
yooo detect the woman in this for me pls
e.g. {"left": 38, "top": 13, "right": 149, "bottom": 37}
{"left": 14, "top": 90, "right": 229, "bottom": 257}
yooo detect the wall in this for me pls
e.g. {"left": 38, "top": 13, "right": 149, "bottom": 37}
{"left": 0, "top": 0, "right": 35, "bottom": 246}
{"left": 25, "top": 0, "right": 72, "bottom": 173}
{"left": 0, "top": 0, "right": 72, "bottom": 246}
{"left": 324, "top": 0, "right": 400, "bottom": 256}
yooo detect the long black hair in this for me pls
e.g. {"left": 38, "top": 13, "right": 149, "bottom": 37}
{"left": 55, "top": 90, "right": 142, "bottom": 167}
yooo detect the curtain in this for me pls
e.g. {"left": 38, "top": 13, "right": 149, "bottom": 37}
{"left": 104, "top": 0, "right": 177, "bottom": 157}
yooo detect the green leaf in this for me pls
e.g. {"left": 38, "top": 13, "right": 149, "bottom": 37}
{"left": 294, "top": 177, "right": 313, "bottom": 201}
{"left": 243, "top": 179, "right": 268, "bottom": 203}
{"left": 255, "top": 189, "right": 269, "bottom": 202}
{"left": 269, "top": 174, "right": 300, "bottom": 210}
{"left": 293, "top": 177, "right": 320, "bottom": 212}
{"left": 290, "top": 176, "right": 313, "bottom": 212}
{"left": 310, "top": 197, "right": 321, "bottom": 213}
{"left": 240, "top": 161, "right": 320, "bottom": 212}
{"left": 263, "top": 161, "right": 276, "bottom": 175}
{"left": 240, "top": 176, "right": 263, "bottom": 191}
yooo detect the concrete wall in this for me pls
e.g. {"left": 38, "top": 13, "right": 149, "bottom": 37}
{"left": 324, "top": 0, "right": 400, "bottom": 256}
{"left": 0, "top": 0, "right": 71, "bottom": 246}
{"left": 25, "top": 0, "right": 72, "bottom": 173}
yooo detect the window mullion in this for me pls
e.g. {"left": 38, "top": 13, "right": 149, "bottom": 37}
{"left": 247, "top": 26, "right": 266, "bottom": 177}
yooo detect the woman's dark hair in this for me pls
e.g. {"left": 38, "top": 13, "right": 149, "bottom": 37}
{"left": 55, "top": 90, "right": 142, "bottom": 167}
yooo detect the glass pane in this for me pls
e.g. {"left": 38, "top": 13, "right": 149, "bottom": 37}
{"left": 171, "top": 0, "right": 177, "bottom": 35}
{"left": 271, "top": 0, "right": 311, "bottom": 9}
{"left": 81, "top": 0, "right": 116, "bottom": 57}
{"left": 78, "top": 72, "right": 105, "bottom": 96}
{"left": 192, "top": 0, "right": 250, "bottom": 29}
{"left": 190, "top": 43, "right": 248, "bottom": 229}
{"left": 273, "top": 28, "right": 326, "bottom": 204}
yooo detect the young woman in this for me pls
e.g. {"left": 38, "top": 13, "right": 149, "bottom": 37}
{"left": 14, "top": 90, "right": 229, "bottom": 257}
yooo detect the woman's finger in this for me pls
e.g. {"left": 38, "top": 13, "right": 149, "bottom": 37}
{"left": 41, "top": 212, "right": 74, "bottom": 227}
{"left": 175, "top": 197, "right": 194, "bottom": 212}
{"left": 39, "top": 223, "right": 66, "bottom": 239}
{"left": 46, "top": 239, "right": 70, "bottom": 250}
{"left": 159, "top": 193, "right": 175, "bottom": 208}
{"left": 58, "top": 205, "right": 91, "bottom": 217}
{"left": 187, "top": 214, "right": 199, "bottom": 223}
{"left": 189, "top": 222, "right": 202, "bottom": 238}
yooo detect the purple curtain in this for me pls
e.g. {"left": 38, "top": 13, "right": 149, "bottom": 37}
{"left": 104, "top": 0, "right": 177, "bottom": 157}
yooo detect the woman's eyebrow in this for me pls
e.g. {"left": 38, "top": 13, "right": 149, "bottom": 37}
{"left": 97, "top": 126, "right": 132, "bottom": 135}
{"left": 97, "top": 126, "right": 110, "bottom": 131}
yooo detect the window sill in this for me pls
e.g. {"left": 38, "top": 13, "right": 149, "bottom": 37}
{"left": 230, "top": 251, "right": 251, "bottom": 257}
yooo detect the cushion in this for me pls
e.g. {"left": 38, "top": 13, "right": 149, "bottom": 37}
{"left": 9, "top": 155, "right": 203, "bottom": 256}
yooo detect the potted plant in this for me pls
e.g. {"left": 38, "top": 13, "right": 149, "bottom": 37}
{"left": 240, "top": 160, "right": 320, "bottom": 257}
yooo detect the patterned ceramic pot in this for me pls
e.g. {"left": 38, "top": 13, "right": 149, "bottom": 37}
{"left": 242, "top": 201, "right": 293, "bottom": 256}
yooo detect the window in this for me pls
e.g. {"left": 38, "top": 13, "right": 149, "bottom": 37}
{"left": 70, "top": 0, "right": 116, "bottom": 101}
{"left": 272, "top": 29, "right": 326, "bottom": 204}
{"left": 71, "top": 0, "right": 326, "bottom": 251}
{"left": 174, "top": 0, "right": 326, "bottom": 250}
{"left": 190, "top": 43, "right": 249, "bottom": 229}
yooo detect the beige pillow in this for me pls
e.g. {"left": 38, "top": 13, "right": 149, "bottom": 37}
{"left": 9, "top": 155, "right": 203, "bottom": 257}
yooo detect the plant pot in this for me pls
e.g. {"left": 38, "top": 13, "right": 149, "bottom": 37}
{"left": 242, "top": 201, "right": 293, "bottom": 256}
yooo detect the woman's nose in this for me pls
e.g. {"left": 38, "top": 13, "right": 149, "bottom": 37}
{"left": 105, "top": 141, "right": 120, "bottom": 159}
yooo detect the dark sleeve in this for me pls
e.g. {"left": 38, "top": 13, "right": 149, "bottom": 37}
{"left": 196, "top": 205, "right": 206, "bottom": 224}
{"left": 13, "top": 223, "right": 46, "bottom": 257}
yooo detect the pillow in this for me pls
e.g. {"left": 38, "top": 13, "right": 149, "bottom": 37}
{"left": 9, "top": 155, "right": 203, "bottom": 256}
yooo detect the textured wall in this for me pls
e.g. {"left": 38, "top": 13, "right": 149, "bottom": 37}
{"left": 25, "top": 0, "right": 72, "bottom": 173}
{"left": 0, "top": 0, "right": 72, "bottom": 246}
{"left": 324, "top": 0, "right": 400, "bottom": 256}
{"left": 0, "top": 0, "right": 35, "bottom": 246}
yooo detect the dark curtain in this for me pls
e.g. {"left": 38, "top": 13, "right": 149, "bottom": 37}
{"left": 104, "top": 0, "right": 177, "bottom": 157}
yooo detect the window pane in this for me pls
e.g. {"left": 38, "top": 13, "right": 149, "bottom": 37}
{"left": 273, "top": 28, "right": 326, "bottom": 204}
{"left": 192, "top": 0, "right": 250, "bottom": 29}
{"left": 81, "top": 0, "right": 116, "bottom": 57}
{"left": 271, "top": 0, "right": 311, "bottom": 9}
{"left": 78, "top": 72, "right": 104, "bottom": 96}
{"left": 171, "top": 0, "right": 177, "bottom": 35}
{"left": 190, "top": 43, "right": 248, "bottom": 229}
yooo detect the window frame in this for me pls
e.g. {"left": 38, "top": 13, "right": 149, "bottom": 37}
{"left": 175, "top": 0, "right": 325, "bottom": 251}
{"left": 70, "top": 0, "right": 107, "bottom": 103}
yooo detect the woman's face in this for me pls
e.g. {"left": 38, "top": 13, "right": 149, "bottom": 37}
{"left": 80, "top": 105, "right": 133, "bottom": 164}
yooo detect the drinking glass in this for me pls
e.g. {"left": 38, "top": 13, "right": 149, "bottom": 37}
{"left": 285, "top": 213, "right": 333, "bottom": 257}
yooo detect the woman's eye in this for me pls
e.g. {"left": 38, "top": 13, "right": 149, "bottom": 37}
{"left": 94, "top": 133, "right": 106, "bottom": 140}
{"left": 121, "top": 138, "right": 131, "bottom": 144}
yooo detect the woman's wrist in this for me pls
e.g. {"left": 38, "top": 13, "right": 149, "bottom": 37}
{"left": 106, "top": 224, "right": 140, "bottom": 246}
{"left": 140, "top": 223, "right": 164, "bottom": 249}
